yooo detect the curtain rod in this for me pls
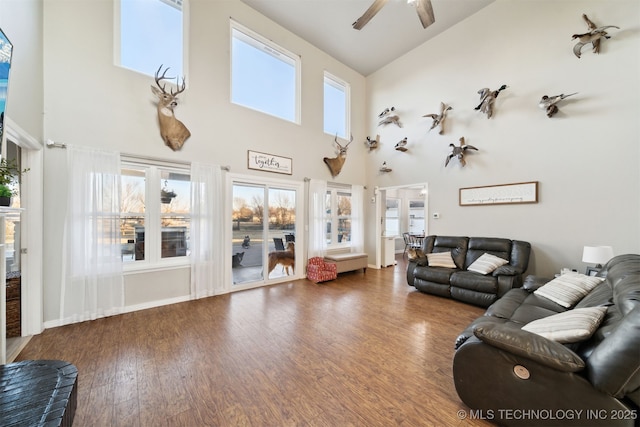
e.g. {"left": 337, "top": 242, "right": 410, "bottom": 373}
{"left": 45, "top": 140, "right": 230, "bottom": 171}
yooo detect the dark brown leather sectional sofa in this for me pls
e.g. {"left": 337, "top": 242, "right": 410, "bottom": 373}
{"left": 406, "top": 235, "right": 531, "bottom": 307}
{"left": 453, "top": 254, "right": 640, "bottom": 426}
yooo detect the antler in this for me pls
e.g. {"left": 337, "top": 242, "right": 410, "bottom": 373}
{"left": 334, "top": 134, "right": 354, "bottom": 150}
{"left": 154, "top": 65, "right": 172, "bottom": 94}
{"left": 154, "top": 64, "right": 186, "bottom": 96}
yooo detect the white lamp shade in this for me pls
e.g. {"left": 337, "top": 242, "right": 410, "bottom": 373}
{"left": 582, "top": 246, "right": 614, "bottom": 265}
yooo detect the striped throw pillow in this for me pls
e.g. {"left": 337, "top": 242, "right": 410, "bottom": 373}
{"left": 427, "top": 251, "right": 457, "bottom": 268}
{"left": 467, "top": 253, "right": 509, "bottom": 275}
{"left": 522, "top": 306, "right": 607, "bottom": 343}
{"left": 534, "top": 273, "right": 604, "bottom": 308}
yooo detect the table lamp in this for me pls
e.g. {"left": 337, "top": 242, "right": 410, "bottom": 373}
{"left": 582, "top": 246, "right": 614, "bottom": 269}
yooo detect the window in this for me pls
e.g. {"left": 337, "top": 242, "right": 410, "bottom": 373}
{"left": 385, "top": 198, "right": 400, "bottom": 236}
{"left": 121, "top": 161, "right": 191, "bottom": 267}
{"left": 325, "top": 187, "right": 352, "bottom": 246}
{"left": 231, "top": 20, "right": 300, "bottom": 123}
{"left": 408, "top": 199, "right": 425, "bottom": 235}
{"left": 117, "top": 0, "right": 184, "bottom": 76}
{"left": 324, "top": 72, "right": 350, "bottom": 138}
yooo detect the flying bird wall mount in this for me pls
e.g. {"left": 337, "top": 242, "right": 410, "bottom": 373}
{"left": 446, "top": 137, "right": 478, "bottom": 167}
{"left": 538, "top": 93, "right": 578, "bottom": 118}
{"left": 475, "top": 85, "right": 508, "bottom": 119}
{"left": 365, "top": 135, "right": 380, "bottom": 151}
{"left": 353, "top": 0, "right": 435, "bottom": 30}
{"left": 378, "top": 106, "right": 402, "bottom": 127}
{"left": 395, "top": 137, "right": 408, "bottom": 152}
{"left": 572, "top": 14, "right": 619, "bottom": 59}
{"left": 423, "top": 102, "right": 452, "bottom": 135}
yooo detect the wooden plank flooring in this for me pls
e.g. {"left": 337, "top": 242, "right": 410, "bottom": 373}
{"left": 16, "top": 257, "right": 493, "bottom": 426}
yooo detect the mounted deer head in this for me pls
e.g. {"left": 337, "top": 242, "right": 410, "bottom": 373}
{"left": 323, "top": 134, "right": 353, "bottom": 178}
{"left": 151, "top": 65, "right": 191, "bottom": 151}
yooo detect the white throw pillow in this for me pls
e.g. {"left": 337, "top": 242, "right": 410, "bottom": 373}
{"left": 427, "top": 251, "right": 457, "bottom": 268}
{"left": 467, "top": 253, "right": 509, "bottom": 275}
{"left": 522, "top": 306, "right": 607, "bottom": 343}
{"left": 534, "top": 273, "right": 604, "bottom": 308}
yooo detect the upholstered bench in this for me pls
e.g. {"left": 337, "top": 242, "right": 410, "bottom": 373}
{"left": 324, "top": 252, "right": 368, "bottom": 274}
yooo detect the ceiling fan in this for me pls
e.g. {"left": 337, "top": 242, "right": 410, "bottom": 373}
{"left": 353, "top": 0, "right": 435, "bottom": 30}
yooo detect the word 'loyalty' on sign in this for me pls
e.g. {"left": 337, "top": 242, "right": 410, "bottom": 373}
{"left": 248, "top": 150, "right": 292, "bottom": 175}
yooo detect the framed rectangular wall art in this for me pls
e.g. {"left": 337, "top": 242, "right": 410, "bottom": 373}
{"left": 460, "top": 181, "right": 538, "bottom": 206}
{"left": 248, "top": 150, "right": 292, "bottom": 175}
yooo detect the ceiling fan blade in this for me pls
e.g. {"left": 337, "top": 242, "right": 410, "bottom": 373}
{"left": 352, "top": 0, "right": 389, "bottom": 30}
{"left": 415, "top": 0, "right": 435, "bottom": 28}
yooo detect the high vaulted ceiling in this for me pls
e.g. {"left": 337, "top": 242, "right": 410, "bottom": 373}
{"left": 240, "top": 0, "right": 495, "bottom": 76}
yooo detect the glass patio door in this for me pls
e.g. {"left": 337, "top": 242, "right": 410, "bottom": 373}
{"left": 231, "top": 182, "right": 297, "bottom": 286}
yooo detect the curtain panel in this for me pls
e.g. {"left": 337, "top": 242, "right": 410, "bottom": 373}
{"left": 308, "top": 179, "right": 327, "bottom": 259}
{"left": 190, "top": 162, "right": 225, "bottom": 298}
{"left": 350, "top": 184, "right": 364, "bottom": 253}
{"left": 61, "top": 146, "right": 124, "bottom": 324}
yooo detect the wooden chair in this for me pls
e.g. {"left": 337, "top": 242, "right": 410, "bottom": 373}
{"left": 402, "top": 232, "right": 422, "bottom": 257}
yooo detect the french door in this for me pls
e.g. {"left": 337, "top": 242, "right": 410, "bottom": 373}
{"left": 230, "top": 177, "right": 302, "bottom": 288}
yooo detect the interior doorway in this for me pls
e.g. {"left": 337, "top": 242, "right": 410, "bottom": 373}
{"left": 375, "top": 183, "right": 428, "bottom": 269}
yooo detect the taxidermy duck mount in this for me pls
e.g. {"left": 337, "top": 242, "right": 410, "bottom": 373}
{"left": 572, "top": 14, "right": 619, "bottom": 58}
{"left": 151, "top": 65, "right": 191, "bottom": 151}
{"left": 423, "top": 102, "right": 452, "bottom": 135}
{"left": 365, "top": 135, "right": 380, "bottom": 151}
{"left": 378, "top": 107, "right": 402, "bottom": 127}
{"left": 475, "top": 85, "right": 508, "bottom": 119}
{"left": 446, "top": 137, "right": 478, "bottom": 167}
{"left": 538, "top": 93, "right": 578, "bottom": 118}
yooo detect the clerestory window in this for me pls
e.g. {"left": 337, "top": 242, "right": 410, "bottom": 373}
{"left": 116, "top": 0, "right": 185, "bottom": 77}
{"left": 230, "top": 20, "right": 301, "bottom": 124}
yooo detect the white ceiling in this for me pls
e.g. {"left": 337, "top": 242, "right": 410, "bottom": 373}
{"left": 240, "top": 0, "right": 495, "bottom": 76}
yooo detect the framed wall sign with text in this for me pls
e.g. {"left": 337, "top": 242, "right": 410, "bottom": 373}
{"left": 248, "top": 150, "right": 292, "bottom": 175}
{"left": 460, "top": 181, "right": 538, "bottom": 206}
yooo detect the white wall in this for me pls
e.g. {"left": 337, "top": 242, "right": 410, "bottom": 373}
{"left": 0, "top": 0, "right": 43, "bottom": 139}
{"left": 40, "top": 0, "right": 367, "bottom": 324}
{"left": 365, "top": 0, "right": 640, "bottom": 277}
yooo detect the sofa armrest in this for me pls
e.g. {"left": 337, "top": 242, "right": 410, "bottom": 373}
{"left": 473, "top": 323, "right": 585, "bottom": 372}
{"left": 521, "top": 275, "right": 552, "bottom": 291}
{"left": 492, "top": 264, "right": 519, "bottom": 276}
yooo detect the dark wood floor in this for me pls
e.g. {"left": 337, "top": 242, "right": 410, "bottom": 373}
{"left": 17, "top": 256, "right": 493, "bottom": 426}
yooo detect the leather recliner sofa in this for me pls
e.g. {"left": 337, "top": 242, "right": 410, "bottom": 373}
{"left": 453, "top": 254, "right": 640, "bottom": 426}
{"left": 406, "top": 235, "right": 531, "bottom": 307}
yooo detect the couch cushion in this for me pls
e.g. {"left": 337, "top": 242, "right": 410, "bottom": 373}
{"left": 427, "top": 251, "right": 456, "bottom": 268}
{"left": 534, "top": 273, "right": 604, "bottom": 308}
{"left": 451, "top": 271, "right": 498, "bottom": 294}
{"left": 413, "top": 266, "right": 455, "bottom": 284}
{"left": 465, "top": 237, "right": 511, "bottom": 269}
{"left": 522, "top": 306, "right": 607, "bottom": 343}
{"left": 425, "top": 235, "right": 468, "bottom": 269}
{"left": 467, "top": 253, "right": 509, "bottom": 275}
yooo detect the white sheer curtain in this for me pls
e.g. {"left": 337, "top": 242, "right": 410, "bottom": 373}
{"left": 190, "top": 162, "right": 225, "bottom": 298}
{"left": 350, "top": 184, "right": 365, "bottom": 253}
{"left": 308, "top": 179, "right": 327, "bottom": 258}
{"left": 61, "top": 146, "right": 123, "bottom": 325}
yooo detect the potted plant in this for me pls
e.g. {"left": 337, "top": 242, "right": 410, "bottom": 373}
{"left": 0, "top": 157, "right": 29, "bottom": 207}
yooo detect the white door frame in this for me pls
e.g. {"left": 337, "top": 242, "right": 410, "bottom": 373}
{"left": 375, "top": 182, "right": 428, "bottom": 268}
{"left": 225, "top": 172, "right": 304, "bottom": 292}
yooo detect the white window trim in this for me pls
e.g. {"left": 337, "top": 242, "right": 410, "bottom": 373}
{"left": 326, "top": 185, "right": 352, "bottom": 250}
{"left": 122, "top": 158, "right": 191, "bottom": 273}
{"left": 230, "top": 19, "right": 301, "bottom": 124}
{"left": 114, "top": 0, "right": 189, "bottom": 80}
{"left": 323, "top": 71, "right": 351, "bottom": 139}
